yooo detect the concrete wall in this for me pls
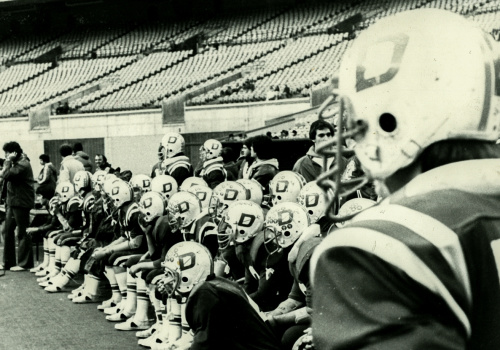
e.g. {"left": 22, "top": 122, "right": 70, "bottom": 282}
{"left": 0, "top": 98, "right": 310, "bottom": 177}
{"left": 184, "top": 98, "right": 310, "bottom": 133}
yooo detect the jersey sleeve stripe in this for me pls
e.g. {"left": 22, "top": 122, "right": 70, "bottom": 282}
{"left": 353, "top": 204, "right": 472, "bottom": 306}
{"left": 311, "top": 227, "right": 471, "bottom": 337}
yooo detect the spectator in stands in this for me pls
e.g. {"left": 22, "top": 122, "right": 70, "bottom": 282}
{"left": 248, "top": 135, "right": 279, "bottom": 194}
{"left": 36, "top": 154, "right": 57, "bottom": 201}
{"left": 242, "top": 79, "right": 255, "bottom": 92}
{"left": 62, "top": 102, "right": 71, "bottom": 114}
{"left": 280, "top": 130, "right": 289, "bottom": 139}
{"left": 55, "top": 102, "right": 64, "bottom": 115}
{"left": 73, "top": 142, "right": 93, "bottom": 172}
{"left": 266, "top": 86, "right": 279, "bottom": 101}
{"left": 221, "top": 147, "right": 238, "bottom": 181}
{"left": 281, "top": 84, "right": 292, "bottom": 99}
{"left": 0, "top": 141, "right": 35, "bottom": 271}
{"left": 266, "top": 131, "right": 273, "bottom": 138}
{"left": 228, "top": 134, "right": 236, "bottom": 141}
{"left": 293, "top": 119, "right": 345, "bottom": 183}
{"left": 95, "top": 154, "right": 115, "bottom": 174}
{"left": 59, "top": 144, "right": 84, "bottom": 184}
{"left": 238, "top": 138, "right": 254, "bottom": 180}
{"left": 151, "top": 145, "right": 165, "bottom": 178}
{"left": 292, "top": 130, "right": 297, "bottom": 138}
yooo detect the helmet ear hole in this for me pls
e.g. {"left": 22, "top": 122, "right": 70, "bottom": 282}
{"left": 284, "top": 231, "right": 291, "bottom": 237}
{"left": 379, "top": 113, "right": 397, "bottom": 133}
{"left": 182, "top": 277, "right": 189, "bottom": 283}
{"left": 239, "top": 230, "right": 245, "bottom": 235}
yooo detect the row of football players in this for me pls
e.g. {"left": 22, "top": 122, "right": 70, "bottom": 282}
{"left": 26, "top": 162, "right": 374, "bottom": 349}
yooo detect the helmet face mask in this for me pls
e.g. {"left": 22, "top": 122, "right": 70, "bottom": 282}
{"left": 161, "top": 241, "right": 213, "bottom": 295}
{"left": 263, "top": 202, "right": 310, "bottom": 254}
{"left": 217, "top": 201, "right": 264, "bottom": 249}
{"left": 202, "top": 139, "right": 222, "bottom": 161}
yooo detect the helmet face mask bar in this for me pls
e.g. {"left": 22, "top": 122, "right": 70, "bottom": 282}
{"left": 315, "top": 88, "right": 370, "bottom": 224}
{"left": 263, "top": 225, "right": 282, "bottom": 255}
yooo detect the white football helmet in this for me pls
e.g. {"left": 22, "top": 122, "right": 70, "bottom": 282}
{"left": 161, "top": 241, "right": 213, "bottom": 295}
{"left": 161, "top": 132, "right": 185, "bottom": 159}
{"left": 130, "top": 174, "right": 152, "bottom": 201}
{"left": 264, "top": 202, "right": 310, "bottom": 254}
{"left": 185, "top": 184, "right": 213, "bottom": 210}
{"left": 336, "top": 9, "right": 500, "bottom": 180}
{"left": 269, "top": 171, "right": 304, "bottom": 206}
{"left": 110, "top": 179, "right": 134, "bottom": 209}
{"left": 139, "top": 191, "right": 167, "bottom": 223}
{"left": 210, "top": 181, "right": 249, "bottom": 217}
{"left": 297, "top": 181, "right": 327, "bottom": 223}
{"left": 179, "top": 177, "right": 208, "bottom": 191}
{"left": 151, "top": 175, "right": 178, "bottom": 200}
{"left": 55, "top": 182, "right": 76, "bottom": 203}
{"left": 73, "top": 171, "right": 92, "bottom": 195}
{"left": 237, "top": 179, "right": 264, "bottom": 205}
{"left": 202, "top": 139, "right": 223, "bottom": 160}
{"left": 336, "top": 198, "right": 376, "bottom": 228}
{"left": 218, "top": 200, "right": 265, "bottom": 249}
{"left": 167, "top": 191, "right": 202, "bottom": 232}
{"left": 91, "top": 170, "right": 107, "bottom": 192}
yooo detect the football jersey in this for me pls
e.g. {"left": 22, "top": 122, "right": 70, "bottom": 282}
{"left": 311, "top": 159, "right": 500, "bottom": 349}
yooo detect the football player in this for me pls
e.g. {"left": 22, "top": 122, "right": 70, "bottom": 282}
{"left": 160, "top": 132, "right": 193, "bottom": 187}
{"left": 311, "top": 9, "right": 500, "bottom": 349}
{"left": 198, "top": 139, "right": 226, "bottom": 189}
{"left": 156, "top": 241, "right": 282, "bottom": 350}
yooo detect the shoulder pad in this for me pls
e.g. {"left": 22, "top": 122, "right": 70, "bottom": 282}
{"left": 67, "top": 197, "right": 83, "bottom": 212}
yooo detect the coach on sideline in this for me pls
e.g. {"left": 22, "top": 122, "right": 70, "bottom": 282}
{"left": 0, "top": 141, "right": 35, "bottom": 271}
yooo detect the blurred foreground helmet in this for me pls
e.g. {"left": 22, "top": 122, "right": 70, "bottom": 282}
{"left": 337, "top": 9, "right": 500, "bottom": 180}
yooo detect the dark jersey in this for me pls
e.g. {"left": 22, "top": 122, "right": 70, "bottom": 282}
{"left": 117, "top": 202, "right": 143, "bottom": 241}
{"left": 148, "top": 215, "right": 184, "bottom": 268}
{"left": 312, "top": 160, "right": 500, "bottom": 350}
{"left": 186, "top": 276, "right": 281, "bottom": 350}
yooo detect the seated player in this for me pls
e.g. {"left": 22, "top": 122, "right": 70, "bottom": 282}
{"left": 92, "top": 179, "right": 147, "bottom": 314}
{"left": 156, "top": 241, "right": 282, "bottom": 350}
{"left": 150, "top": 174, "right": 178, "bottom": 201}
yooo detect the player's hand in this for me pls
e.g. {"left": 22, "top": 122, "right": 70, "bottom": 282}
{"left": 129, "top": 264, "right": 141, "bottom": 278}
{"left": 249, "top": 265, "right": 260, "bottom": 280}
{"left": 26, "top": 227, "right": 37, "bottom": 237}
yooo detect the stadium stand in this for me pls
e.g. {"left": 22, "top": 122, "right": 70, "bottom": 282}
{"left": 0, "top": 0, "right": 497, "bottom": 117}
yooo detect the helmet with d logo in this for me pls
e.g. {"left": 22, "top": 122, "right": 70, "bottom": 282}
{"left": 297, "top": 181, "right": 327, "bottom": 223}
{"left": 269, "top": 171, "right": 304, "bottom": 206}
{"left": 160, "top": 241, "right": 213, "bottom": 296}
{"left": 139, "top": 191, "right": 167, "bottom": 223}
{"left": 166, "top": 191, "right": 202, "bottom": 232}
{"left": 218, "top": 200, "right": 264, "bottom": 249}
{"left": 151, "top": 174, "right": 178, "bottom": 201}
{"left": 161, "top": 132, "right": 185, "bottom": 159}
{"left": 264, "top": 202, "right": 310, "bottom": 254}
